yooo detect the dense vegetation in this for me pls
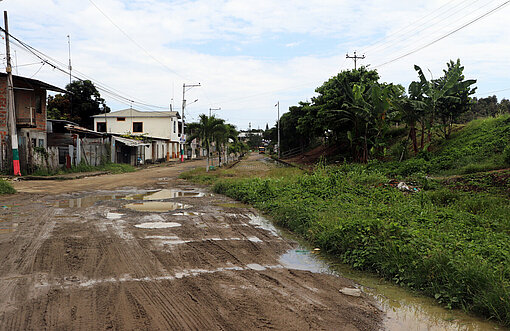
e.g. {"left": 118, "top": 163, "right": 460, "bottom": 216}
{"left": 209, "top": 164, "right": 510, "bottom": 325}
{"left": 0, "top": 179, "right": 15, "bottom": 194}
{"left": 266, "top": 60, "right": 479, "bottom": 161}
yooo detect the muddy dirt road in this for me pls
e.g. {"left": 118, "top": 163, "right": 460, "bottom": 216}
{"left": 0, "top": 157, "right": 381, "bottom": 330}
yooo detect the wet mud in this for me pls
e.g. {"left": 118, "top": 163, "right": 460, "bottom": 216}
{"left": 0, "top": 160, "right": 382, "bottom": 330}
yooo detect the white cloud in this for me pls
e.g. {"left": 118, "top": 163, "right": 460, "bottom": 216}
{"left": 3, "top": 0, "right": 510, "bottom": 129}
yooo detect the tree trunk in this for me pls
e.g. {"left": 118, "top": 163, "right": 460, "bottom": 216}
{"left": 410, "top": 125, "right": 418, "bottom": 154}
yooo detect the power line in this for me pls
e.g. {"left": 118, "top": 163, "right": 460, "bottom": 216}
{"left": 374, "top": 0, "right": 510, "bottom": 68}
{"left": 2, "top": 27, "right": 168, "bottom": 109}
{"left": 361, "top": 0, "right": 483, "bottom": 55}
{"left": 87, "top": 0, "right": 189, "bottom": 81}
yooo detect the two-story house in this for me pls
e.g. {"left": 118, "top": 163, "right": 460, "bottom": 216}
{"left": 0, "top": 73, "right": 65, "bottom": 173}
{"left": 92, "top": 108, "right": 181, "bottom": 163}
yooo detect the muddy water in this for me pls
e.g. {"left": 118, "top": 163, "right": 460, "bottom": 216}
{"left": 125, "top": 189, "right": 211, "bottom": 200}
{"left": 55, "top": 194, "right": 126, "bottom": 208}
{"left": 124, "top": 201, "right": 191, "bottom": 212}
{"left": 279, "top": 245, "right": 501, "bottom": 330}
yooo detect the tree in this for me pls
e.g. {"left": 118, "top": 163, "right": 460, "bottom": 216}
{"left": 412, "top": 59, "right": 476, "bottom": 141}
{"left": 47, "top": 80, "right": 110, "bottom": 128}
{"left": 214, "top": 123, "right": 238, "bottom": 166}
{"left": 187, "top": 115, "right": 225, "bottom": 171}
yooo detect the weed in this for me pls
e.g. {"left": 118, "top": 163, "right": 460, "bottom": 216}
{"left": 0, "top": 179, "right": 15, "bottom": 194}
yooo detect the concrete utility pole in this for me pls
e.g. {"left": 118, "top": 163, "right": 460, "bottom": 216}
{"left": 4, "top": 11, "right": 21, "bottom": 176}
{"left": 181, "top": 83, "right": 200, "bottom": 162}
{"left": 346, "top": 51, "right": 365, "bottom": 70}
{"left": 67, "top": 35, "right": 73, "bottom": 118}
{"left": 209, "top": 107, "right": 220, "bottom": 117}
{"left": 275, "top": 101, "right": 280, "bottom": 158}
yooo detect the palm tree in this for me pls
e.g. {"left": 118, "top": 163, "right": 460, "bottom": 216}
{"left": 214, "top": 123, "right": 238, "bottom": 166}
{"left": 187, "top": 114, "right": 225, "bottom": 171}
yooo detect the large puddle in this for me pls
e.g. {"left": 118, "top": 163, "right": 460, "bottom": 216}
{"left": 124, "top": 201, "right": 191, "bottom": 212}
{"left": 55, "top": 194, "right": 126, "bottom": 208}
{"left": 279, "top": 246, "right": 501, "bottom": 330}
{"left": 126, "top": 189, "right": 211, "bottom": 200}
{"left": 55, "top": 189, "right": 210, "bottom": 208}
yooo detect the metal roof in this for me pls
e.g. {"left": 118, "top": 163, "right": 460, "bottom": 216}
{"left": 114, "top": 136, "right": 150, "bottom": 147}
{"left": 0, "top": 73, "right": 66, "bottom": 93}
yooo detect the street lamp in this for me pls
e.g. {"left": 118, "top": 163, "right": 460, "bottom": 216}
{"left": 209, "top": 107, "right": 221, "bottom": 117}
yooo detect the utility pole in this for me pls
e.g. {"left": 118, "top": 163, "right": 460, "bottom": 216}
{"left": 181, "top": 83, "right": 200, "bottom": 162}
{"left": 209, "top": 107, "right": 220, "bottom": 117}
{"left": 4, "top": 11, "right": 21, "bottom": 176}
{"left": 346, "top": 51, "right": 365, "bottom": 70}
{"left": 67, "top": 35, "right": 73, "bottom": 118}
{"left": 275, "top": 101, "right": 280, "bottom": 158}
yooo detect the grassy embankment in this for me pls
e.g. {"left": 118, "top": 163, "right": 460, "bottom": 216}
{"left": 181, "top": 115, "right": 510, "bottom": 326}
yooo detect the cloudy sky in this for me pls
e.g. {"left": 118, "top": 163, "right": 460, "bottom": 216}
{"left": 2, "top": 0, "right": 510, "bottom": 130}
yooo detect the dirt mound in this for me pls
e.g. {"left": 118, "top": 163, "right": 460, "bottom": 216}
{"left": 285, "top": 145, "right": 340, "bottom": 165}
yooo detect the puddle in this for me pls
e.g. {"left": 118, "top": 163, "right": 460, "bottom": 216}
{"left": 172, "top": 212, "right": 204, "bottom": 216}
{"left": 134, "top": 222, "right": 181, "bottom": 229}
{"left": 125, "top": 189, "right": 210, "bottom": 201}
{"left": 279, "top": 247, "right": 501, "bottom": 331}
{"left": 246, "top": 263, "right": 266, "bottom": 271}
{"left": 55, "top": 194, "right": 126, "bottom": 208}
{"left": 247, "top": 214, "right": 280, "bottom": 237}
{"left": 247, "top": 236, "right": 263, "bottom": 243}
{"left": 124, "top": 202, "right": 191, "bottom": 212}
{"left": 106, "top": 212, "right": 123, "bottom": 220}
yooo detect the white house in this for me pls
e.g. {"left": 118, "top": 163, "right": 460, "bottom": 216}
{"left": 92, "top": 108, "right": 181, "bottom": 162}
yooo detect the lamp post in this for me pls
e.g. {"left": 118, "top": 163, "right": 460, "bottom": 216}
{"left": 209, "top": 107, "right": 221, "bottom": 117}
{"left": 181, "top": 83, "right": 200, "bottom": 162}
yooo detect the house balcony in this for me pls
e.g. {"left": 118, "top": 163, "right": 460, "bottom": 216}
{"left": 16, "top": 117, "right": 37, "bottom": 128}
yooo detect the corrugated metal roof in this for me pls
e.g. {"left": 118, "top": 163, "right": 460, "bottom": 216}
{"left": 114, "top": 136, "right": 150, "bottom": 147}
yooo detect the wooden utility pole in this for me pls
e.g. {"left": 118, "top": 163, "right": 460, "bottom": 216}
{"left": 346, "top": 51, "right": 365, "bottom": 70}
{"left": 4, "top": 11, "right": 21, "bottom": 176}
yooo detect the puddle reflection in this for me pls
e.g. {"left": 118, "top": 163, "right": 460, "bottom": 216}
{"left": 125, "top": 201, "right": 191, "bottom": 212}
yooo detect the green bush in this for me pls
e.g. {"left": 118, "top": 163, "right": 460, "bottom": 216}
{"left": 503, "top": 146, "right": 510, "bottom": 166}
{"left": 0, "top": 179, "right": 15, "bottom": 194}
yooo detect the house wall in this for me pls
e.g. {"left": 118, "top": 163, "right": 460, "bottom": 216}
{"left": 94, "top": 116, "right": 180, "bottom": 142}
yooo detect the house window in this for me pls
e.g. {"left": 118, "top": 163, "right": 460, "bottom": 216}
{"left": 38, "top": 139, "right": 44, "bottom": 147}
{"left": 97, "top": 122, "right": 107, "bottom": 132}
{"left": 173, "top": 121, "right": 176, "bottom": 133}
{"left": 35, "top": 94, "right": 42, "bottom": 114}
{"left": 133, "top": 122, "right": 143, "bottom": 133}
{"left": 117, "top": 117, "right": 126, "bottom": 121}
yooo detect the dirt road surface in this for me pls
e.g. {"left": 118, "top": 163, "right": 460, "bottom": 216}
{"left": 0, "top": 156, "right": 382, "bottom": 330}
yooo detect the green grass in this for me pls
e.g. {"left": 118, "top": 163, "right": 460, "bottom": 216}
{"left": 204, "top": 165, "right": 510, "bottom": 326}
{"left": 380, "top": 115, "right": 510, "bottom": 176}
{"left": 0, "top": 179, "right": 15, "bottom": 194}
{"left": 30, "top": 162, "right": 136, "bottom": 176}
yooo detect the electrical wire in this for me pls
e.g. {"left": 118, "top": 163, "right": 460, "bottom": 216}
{"left": 2, "top": 27, "right": 168, "bottom": 109}
{"left": 374, "top": 0, "right": 510, "bottom": 68}
{"left": 87, "top": 0, "right": 189, "bottom": 81}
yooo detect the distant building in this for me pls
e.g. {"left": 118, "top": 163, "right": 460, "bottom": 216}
{"left": 92, "top": 108, "right": 181, "bottom": 162}
{"left": 0, "top": 73, "right": 65, "bottom": 173}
